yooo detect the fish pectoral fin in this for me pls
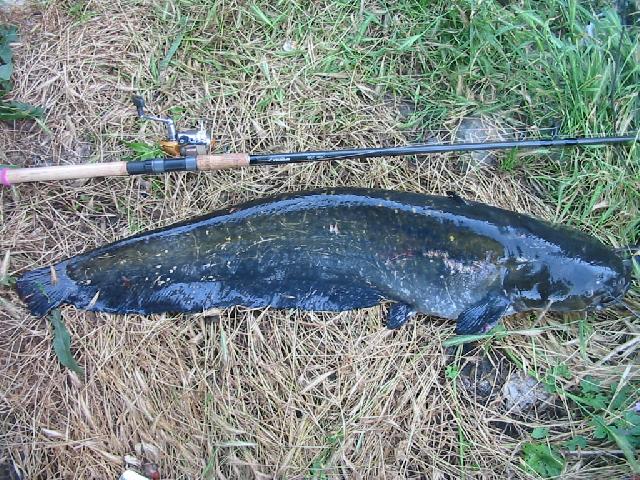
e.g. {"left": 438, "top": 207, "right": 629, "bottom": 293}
{"left": 455, "top": 293, "right": 510, "bottom": 335}
{"left": 386, "top": 302, "right": 416, "bottom": 329}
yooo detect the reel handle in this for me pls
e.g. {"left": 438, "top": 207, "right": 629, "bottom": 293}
{"left": 131, "top": 95, "right": 146, "bottom": 118}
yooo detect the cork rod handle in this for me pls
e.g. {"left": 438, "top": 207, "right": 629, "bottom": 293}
{"left": 196, "top": 153, "right": 250, "bottom": 171}
{"left": 0, "top": 153, "right": 253, "bottom": 186}
{"left": 1, "top": 162, "right": 128, "bottom": 186}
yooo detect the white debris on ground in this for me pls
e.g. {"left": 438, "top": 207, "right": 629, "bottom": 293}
{"left": 119, "top": 470, "right": 150, "bottom": 480}
{"left": 502, "top": 370, "right": 553, "bottom": 414}
{"left": 1, "top": 0, "right": 28, "bottom": 9}
{"left": 455, "top": 116, "right": 513, "bottom": 167}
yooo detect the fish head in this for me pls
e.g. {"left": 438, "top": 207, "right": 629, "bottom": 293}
{"left": 505, "top": 246, "right": 631, "bottom": 313}
{"left": 551, "top": 256, "right": 630, "bottom": 312}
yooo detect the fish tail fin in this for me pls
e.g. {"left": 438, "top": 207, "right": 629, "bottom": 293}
{"left": 15, "top": 263, "right": 75, "bottom": 317}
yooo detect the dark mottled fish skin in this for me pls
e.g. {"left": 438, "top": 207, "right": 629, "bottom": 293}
{"left": 16, "top": 188, "right": 631, "bottom": 334}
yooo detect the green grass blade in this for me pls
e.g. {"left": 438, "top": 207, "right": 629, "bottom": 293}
{"left": 159, "top": 23, "right": 187, "bottom": 72}
{"left": 49, "top": 310, "right": 84, "bottom": 377}
{"left": 396, "top": 33, "right": 425, "bottom": 52}
{"left": 250, "top": 4, "right": 274, "bottom": 28}
{"left": 0, "top": 100, "right": 43, "bottom": 121}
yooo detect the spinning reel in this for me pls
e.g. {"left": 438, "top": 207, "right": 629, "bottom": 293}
{"left": 131, "top": 95, "right": 212, "bottom": 157}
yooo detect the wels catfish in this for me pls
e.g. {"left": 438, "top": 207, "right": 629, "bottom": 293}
{"left": 16, "top": 188, "right": 631, "bottom": 334}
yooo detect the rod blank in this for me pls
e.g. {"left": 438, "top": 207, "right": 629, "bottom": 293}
{"left": 248, "top": 135, "right": 638, "bottom": 164}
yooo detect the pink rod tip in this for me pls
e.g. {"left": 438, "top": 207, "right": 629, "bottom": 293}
{"left": 0, "top": 169, "right": 11, "bottom": 187}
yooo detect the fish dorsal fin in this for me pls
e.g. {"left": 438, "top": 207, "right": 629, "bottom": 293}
{"left": 386, "top": 302, "right": 416, "bottom": 329}
{"left": 455, "top": 292, "right": 510, "bottom": 334}
{"left": 446, "top": 191, "right": 470, "bottom": 205}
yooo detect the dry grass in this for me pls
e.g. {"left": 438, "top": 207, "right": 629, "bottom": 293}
{"left": 0, "top": 1, "right": 638, "bottom": 479}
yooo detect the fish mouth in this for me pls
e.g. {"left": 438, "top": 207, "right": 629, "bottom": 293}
{"left": 597, "top": 263, "right": 634, "bottom": 309}
{"left": 595, "top": 288, "right": 631, "bottom": 310}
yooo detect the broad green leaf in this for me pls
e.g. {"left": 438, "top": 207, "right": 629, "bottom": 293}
{"left": 543, "top": 380, "right": 558, "bottom": 394}
{"left": 580, "top": 376, "right": 601, "bottom": 395}
{"left": 0, "top": 45, "right": 11, "bottom": 64}
{"left": 445, "top": 364, "right": 459, "bottom": 380}
{"left": 591, "top": 416, "right": 608, "bottom": 439}
{"left": 552, "top": 364, "right": 572, "bottom": 380}
{"left": 0, "top": 62, "right": 11, "bottom": 81}
{"left": 50, "top": 310, "right": 84, "bottom": 377}
{"left": 623, "top": 412, "right": 640, "bottom": 429}
{"left": 576, "top": 393, "right": 607, "bottom": 410}
{"left": 0, "top": 25, "right": 17, "bottom": 44}
{"left": 616, "top": 412, "right": 640, "bottom": 445}
{"left": 565, "top": 436, "right": 588, "bottom": 450}
{"left": 531, "top": 427, "right": 549, "bottom": 439}
{"left": 607, "top": 425, "right": 640, "bottom": 473}
{"left": 0, "top": 79, "right": 11, "bottom": 95}
{"left": 592, "top": 416, "right": 640, "bottom": 473}
{"left": 0, "top": 26, "right": 17, "bottom": 83}
{"left": 522, "top": 442, "right": 565, "bottom": 478}
{"left": 123, "top": 141, "right": 164, "bottom": 161}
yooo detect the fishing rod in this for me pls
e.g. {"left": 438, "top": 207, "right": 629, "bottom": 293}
{"left": 0, "top": 96, "right": 637, "bottom": 186}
